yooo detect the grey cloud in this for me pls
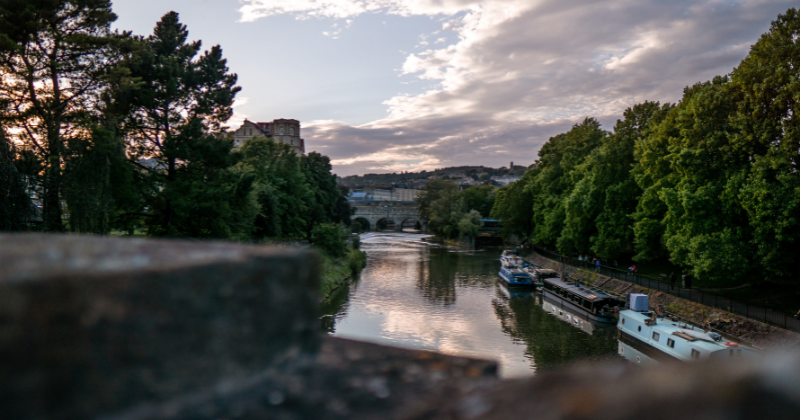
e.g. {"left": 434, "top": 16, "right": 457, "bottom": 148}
{"left": 298, "top": 0, "right": 795, "bottom": 175}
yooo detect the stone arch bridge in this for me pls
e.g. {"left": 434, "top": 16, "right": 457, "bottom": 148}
{"left": 351, "top": 201, "right": 424, "bottom": 232}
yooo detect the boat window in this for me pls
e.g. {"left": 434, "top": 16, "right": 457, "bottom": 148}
{"left": 729, "top": 349, "right": 734, "bottom": 357}
{"left": 737, "top": 349, "right": 742, "bottom": 357}
{"left": 638, "top": 326, "right": 641, "bottom": 332}
{"left": 652, "top": 332, "right": 660, "bottom": 341}
{"left": 667, "top": 338, "right": 675, "bottom": 348}
{"left": 622, "top": 318, "right": 625, "bottom": 325}
{"left": 691, "top": 349, "right": 700, "bottom": 359}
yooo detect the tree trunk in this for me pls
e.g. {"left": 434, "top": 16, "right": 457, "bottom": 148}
{"left": 42, "top": 121, "right": 63, "bottom": 232}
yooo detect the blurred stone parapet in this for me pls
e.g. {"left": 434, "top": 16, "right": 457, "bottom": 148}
{"left": 0, "top": 234, "right": 321, "bottom": 420}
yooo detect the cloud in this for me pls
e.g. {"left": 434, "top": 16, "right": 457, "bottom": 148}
{"left": 239, "top": 0, "right": 796, "bottom": 176}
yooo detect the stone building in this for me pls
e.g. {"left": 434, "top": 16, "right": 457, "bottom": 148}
{"left": 231, "top": 119, "right": 305, "bottom": 154}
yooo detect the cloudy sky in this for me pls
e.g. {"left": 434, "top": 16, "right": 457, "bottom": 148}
{"left": 112, "top": 0, "right": 795, "bottom": 176}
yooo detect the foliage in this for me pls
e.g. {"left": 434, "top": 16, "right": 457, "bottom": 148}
{"left": 301, "top": 152, "right": 351, "bottom": 237}
{"left": 461, "top": 185, "right": 496, "bottom": 217}
{"left": 0, "top": 125, "right": 31, "bottom": 231}
{"left": 491, "top": 8, "right": 800, "bottom": 287}
{"left": 419, "top": 179, "right": 462, "bottom": 238}
{"left": 457, "top": 210, "right": 482, "bottom": 238}
{"left": 0, "top": 0, "right": 119, "bottom": 231}
{"left": 114, "top": 12, "right": 256, "bottom": 238}
{"left": 311, "top": 223, "right": 349, "bottom": 258}
{"left": 238, "top": 137, "right": 309, "bottom": 239}
{"left": 491, "top": 170, "right": 535, "bottom": 241}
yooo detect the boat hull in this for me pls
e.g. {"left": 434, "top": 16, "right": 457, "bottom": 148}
{"left": 617, "top": 328, "right": 682, "bottom": 363}
{"left": 542, "top": 289, "right": 616, "bottom": 323}
{"left": 498, "top": 270, "right": 535, "bottom": 287}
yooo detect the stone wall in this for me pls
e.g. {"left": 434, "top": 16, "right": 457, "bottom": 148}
{"left": 2, "top": 234, "right": 800, "bottom": 420}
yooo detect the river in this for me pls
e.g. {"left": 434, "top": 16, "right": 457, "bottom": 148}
{"left": 321, "top": 232, "right": 621, "bottom": 378}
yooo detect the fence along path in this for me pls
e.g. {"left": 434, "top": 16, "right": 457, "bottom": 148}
{"left": 531, "top": 246, "right": 800, "bottom": 334}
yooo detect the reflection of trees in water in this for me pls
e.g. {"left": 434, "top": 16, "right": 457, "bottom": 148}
{"left": 492, "top": 290, "right": 619, "bottom": 371}
{"left": 417, "top": 246, "right": 504, "bottom": 306}
{"left": 319, "top": 271, "right": 362, "bottom": 333}
{"left": 418, "top": 248, "right": 458, "bottom": 305}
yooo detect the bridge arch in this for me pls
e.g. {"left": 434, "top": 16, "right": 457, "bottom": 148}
{"left": 352, "top": 217, "right": 371, "bottom": 233}
{"left": 399, "top": 218, "right": 421, "bottom": 232}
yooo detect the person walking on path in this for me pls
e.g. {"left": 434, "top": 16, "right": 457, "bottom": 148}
{"left": 669, "top": 272, "right": 676, "bottom": 290}
{"left": 595, "top": 259, "right": 601, "bottom": 273}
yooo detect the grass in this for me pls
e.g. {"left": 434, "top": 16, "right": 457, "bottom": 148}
{"left": 319, "top": 248, "right": 367, "bottom": 302}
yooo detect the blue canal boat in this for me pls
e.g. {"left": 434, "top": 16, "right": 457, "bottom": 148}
{"left": 498, "top": 266, "right": 535, "bottom": 287}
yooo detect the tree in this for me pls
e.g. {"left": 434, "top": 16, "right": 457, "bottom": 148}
{"left": 310, "top": 223, "right": 348, "bottom": 258}
{"left": 301, "top": 152, "right": 350, "bottom": 237}
{"left": 731, "top": 8, "right": 800, "bottom": 283}
{"left": 491, "top": 169, "right": 535, "bottom": 242}
{"left": 238, "top": 137, "right": 309, "bottom": 239}
{"left": 461, "top": 185, "right": 496, "bottom": 217}
{"left": 659, "top": 78, "right": 755, "bottom": 285}
{"left": 118, "top": 12, "right": 251, "bottom": 238}
{"left": 0, "top": 0, "right": 119, "bottom": 231}
{"left": 419, "top": 178, "right": 462, "bottom": 238}
{"left": 527, "top": 118, "right": 606, "bottom": 251}
{"left": 457, "top": 210, "right": 482, "bottom": 238}
{"left": 0, "top": 124, "right": 32, "bottom": 231}
{"left": 585, "top": 101, "right": 671, "bottom": 259}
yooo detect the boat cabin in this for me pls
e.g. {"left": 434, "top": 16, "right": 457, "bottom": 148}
{"left": 618, "top": 310, "right": 760, "bottom": 362}
{"left": 542, "top": 278, "right": 623, "bottom": 315}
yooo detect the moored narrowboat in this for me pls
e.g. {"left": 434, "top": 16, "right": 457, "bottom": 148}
{"left": 617, "top": 294, "right": 760, "bottom": 362}
{"left": 499, "top": 266, "right": 535, "bottom": 287}
{"left": 542, "top": 277, "right": 624, "bottom": 323}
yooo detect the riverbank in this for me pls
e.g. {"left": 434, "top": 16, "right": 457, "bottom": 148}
{"left": 524, "top": 252, "right": 800, "bottom": 351}
{"left": 319, "top": 247, "right": 367, "bottom": 302}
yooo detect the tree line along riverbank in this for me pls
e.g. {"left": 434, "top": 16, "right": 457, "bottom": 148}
{"left": 489, "top": 8, "right": 800, "bottom": 294}
{"left": 0, "top": 5, "right": 365, "bottom": 299}
{"left": 525, "top": 252, "right": 800, "bottom": 351}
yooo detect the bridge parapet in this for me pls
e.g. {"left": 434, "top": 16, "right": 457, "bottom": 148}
{"left": 350, "top": 201, "right": 422, "bottom": 231}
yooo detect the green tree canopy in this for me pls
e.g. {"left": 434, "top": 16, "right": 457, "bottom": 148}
{"left": 0, "top": 0, "right": 119, "bottom": 231}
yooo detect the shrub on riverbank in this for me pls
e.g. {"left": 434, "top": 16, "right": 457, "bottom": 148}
{"left": 319, "top": 246, "right": 367, "bottom": 302}
{"left": 313, "top": 224, "right": 367, "bottom": 301}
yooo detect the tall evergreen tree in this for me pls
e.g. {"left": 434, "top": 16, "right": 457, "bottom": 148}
{"left": 118, "top": 12, "right": 252, "bottom": 238}
{"left": 0, "top": 0, "right": 118, "bottom": 231}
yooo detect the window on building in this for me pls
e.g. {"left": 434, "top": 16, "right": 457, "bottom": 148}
{"left": 691, "top": 349, "right": 700, "bottom": 359}
{"left": 290, "top": 127, "right": 294, "bottom": 135}
{"left": 652, "top": 332, "right": 660, "bottom": 341}
{"left": 667, "top": 338, "right": 675, "bottom": 348}
{"left": 280, "top": 127, "right": 285, "bottom": 134}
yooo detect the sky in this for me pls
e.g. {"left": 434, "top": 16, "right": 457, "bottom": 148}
{"left": 111, "top": 0, "right": 796, "bottom": 176}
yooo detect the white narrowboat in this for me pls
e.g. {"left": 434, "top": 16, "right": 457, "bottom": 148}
{"left": 617, "top": 294, "right": 760, "bottom": 363}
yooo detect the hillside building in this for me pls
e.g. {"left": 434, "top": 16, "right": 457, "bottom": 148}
{"left": 231, "top": 119, "right": 305, "bottom": 154}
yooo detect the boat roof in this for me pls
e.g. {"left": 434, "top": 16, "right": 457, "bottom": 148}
{"left": 544, "top": 277, "right": 617, "bottom": 301}
{"left": 534, "top": 269, "right": 557, "bottom": 274}
{"left": 621, "top": 310, "right": 755, "bottom": 352}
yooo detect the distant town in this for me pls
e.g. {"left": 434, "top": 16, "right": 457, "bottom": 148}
{"left": 338, "top": 163, "right": 533, "bottom": 202}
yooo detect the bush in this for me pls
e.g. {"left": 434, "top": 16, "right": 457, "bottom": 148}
{"left": 311, "top": 223, "right": 348, "bottom": 258}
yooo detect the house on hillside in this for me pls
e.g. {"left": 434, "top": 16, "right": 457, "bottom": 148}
{"left": 231, "top": 119, "right": 306, "bottom": 154}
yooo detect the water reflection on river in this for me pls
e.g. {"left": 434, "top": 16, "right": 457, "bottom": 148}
{"left": 323, "top": 232, "right": 620, "bottom": 377}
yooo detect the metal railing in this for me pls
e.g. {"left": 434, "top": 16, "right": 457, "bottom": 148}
{"left": 532, "top": 246, "right": 800, "bottom": 334}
